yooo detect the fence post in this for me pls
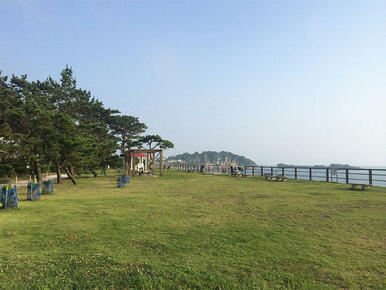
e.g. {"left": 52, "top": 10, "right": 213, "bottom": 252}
{"left": 295, "top": 167, "right": 297, "bottom": 179}
{"left": 326, "top": 168, "right": 329, "bottom": 182}
{"left": 346, "top": 169, "right": 349, "bottom": 184}
{"left": 369, "top": 169, "right": 372, "bottom": 185}
{"left": 271, "top": 167, "right": 273, "bottom": 176}
{"left": 244, "top": 166, "right": 247, "bottom": 175}
{"left": 260, "top": 166, "right": 263, "bottom": 176}
{"left": 309, "top": 168, "right": 312, "bottom": 181}
{"left": 252, "top": 166, "right": 255, "bottom": 176}
{"left": 282, "top": 167, "right": 284, "bottom": 177}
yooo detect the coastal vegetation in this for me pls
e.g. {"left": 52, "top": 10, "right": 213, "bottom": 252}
{"left": 0, "top": 171, "right": 384, "bottom": 288}
{"left": 0, "top": 67, "right": 173, "bottom": 182}
{"left": 167, "top": 151, "right": 256, "bottom": 166}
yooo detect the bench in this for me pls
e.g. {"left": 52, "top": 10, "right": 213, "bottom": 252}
{"left": 231, "top": 172, "right": 247, "bottom": 178}
{"left": 265, "top": 174, "right": 287, "bottom": 182}
{"left": 264, "top": 174, "right": 272, "bottom": 180}
{"left": 350, "top": 183, "right": 371, "bottom": 191}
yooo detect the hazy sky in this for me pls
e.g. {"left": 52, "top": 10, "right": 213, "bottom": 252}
{"left": 1, "top": 0, "right": 385, "bottom": 166}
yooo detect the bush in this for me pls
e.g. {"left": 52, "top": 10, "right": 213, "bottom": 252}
{"left": 0, "top": 158, "right": 29, "bottom": 178}
{"left": 0, "top": 163, "right": 14, "bottom": 178}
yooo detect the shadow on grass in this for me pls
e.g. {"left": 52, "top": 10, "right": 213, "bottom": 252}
{"left": 338, "top": 187, "right": 371, "bottom": 192}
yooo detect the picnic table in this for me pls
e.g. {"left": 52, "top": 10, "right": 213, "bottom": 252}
{"left": 265, "top": 174, "right": 287, "bottom": 182}
{"left": 231, "top": 172, "right": 247, "bottom": 178}
{"left": 350, "top": 183, "right": 371, "bottom": 191}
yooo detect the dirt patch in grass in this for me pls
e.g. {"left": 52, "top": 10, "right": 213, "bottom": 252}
{"left": 44, "top": 232, "right": 92, "bottom": 247}
{"left": 128, "top": 240, "right": 169, "bottom": 254}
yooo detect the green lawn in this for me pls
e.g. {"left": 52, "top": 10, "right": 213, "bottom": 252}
{"left": 0, "top": 171, "right": 385, "bottom": 289}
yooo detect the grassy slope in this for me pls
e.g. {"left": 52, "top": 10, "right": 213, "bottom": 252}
{"left": 0, "top": 172, "right": 385, "bottom": 289}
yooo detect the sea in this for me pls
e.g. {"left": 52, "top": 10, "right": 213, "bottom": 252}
{"left": 244, "top": 166, "right": 386, "bottom": 187}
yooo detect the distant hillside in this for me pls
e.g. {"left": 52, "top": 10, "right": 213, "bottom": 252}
{"left": 167, "top": 151, "right": 257, "bottom": 166}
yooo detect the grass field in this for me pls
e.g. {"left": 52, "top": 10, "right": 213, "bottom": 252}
{"left": 0, "top": 171, "right": 385, "bottom": 289}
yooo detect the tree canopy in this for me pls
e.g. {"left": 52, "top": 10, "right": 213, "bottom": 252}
{"left": 0, "top": 66, "right": 173, "bottom": 183}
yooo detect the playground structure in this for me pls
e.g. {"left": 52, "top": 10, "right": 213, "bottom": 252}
{"left": 127, "top": 149, "right": 163, "bottom": 177}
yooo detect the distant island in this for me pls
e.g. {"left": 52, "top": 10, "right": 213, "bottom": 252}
{"left": 167, "top": 151, "right": 257, "bottom": 166}
{"left": 277, "top": 163, "right": 360, "bottom": 169}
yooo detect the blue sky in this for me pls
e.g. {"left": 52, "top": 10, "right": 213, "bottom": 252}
{"left": 1, "top": 0, "right": 385, "bottom": 165}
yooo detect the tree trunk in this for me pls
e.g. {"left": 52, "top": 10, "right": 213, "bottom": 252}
{"left": 70, "top": 166, "right": 75, "bottom": 177}
{"left": 34, "top": 159, "right": 42, "bottom": 184}
{"left": 55, "top": 160, "right": 62, "bottom": 184}
{"left": 64, "top": 166, "right": 77, "bottom": 185}
{"left": 124, "top": 157, "right": 132, "bottom": 175}
{"left": 90, "top": 167, "right": 98, "bottom": 178}
{"left": 122, "top": 133, "right": 127, "bottom": 175}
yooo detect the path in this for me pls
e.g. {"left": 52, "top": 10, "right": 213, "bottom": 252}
{"left": 3, "top": 174, "right": 68, "bottom": 187}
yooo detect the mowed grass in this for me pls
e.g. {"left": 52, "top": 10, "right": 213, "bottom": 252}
{"left": 0, "top": 171, "right": 385, "bottom": 289}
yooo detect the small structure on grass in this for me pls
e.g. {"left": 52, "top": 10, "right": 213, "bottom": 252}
{"left": 265, "top": 174, "right": 288, "bottom": 182}
{"left": 350, "top": 183, "right": 371, "bottom": 191}
{"left": 27, "top": 181, "right": 41, "bottom": 200}
{"left": 42, "top": 180, "right": 54, "bottom": 194}
{"left": 127, "top": 149, "right": 164, "bottom": 177}
{"left": 117, "top": 176, "right": 130, "bottom": 188}
{"left": 230, "top": 166, "right": 247, "bottom": 178}
{"left": 1, "top": 185, "right": 19, "bottom": 208}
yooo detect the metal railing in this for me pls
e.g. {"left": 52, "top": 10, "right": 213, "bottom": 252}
{"left": 171, "top": 165, "right": 386, "bottom": 187}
